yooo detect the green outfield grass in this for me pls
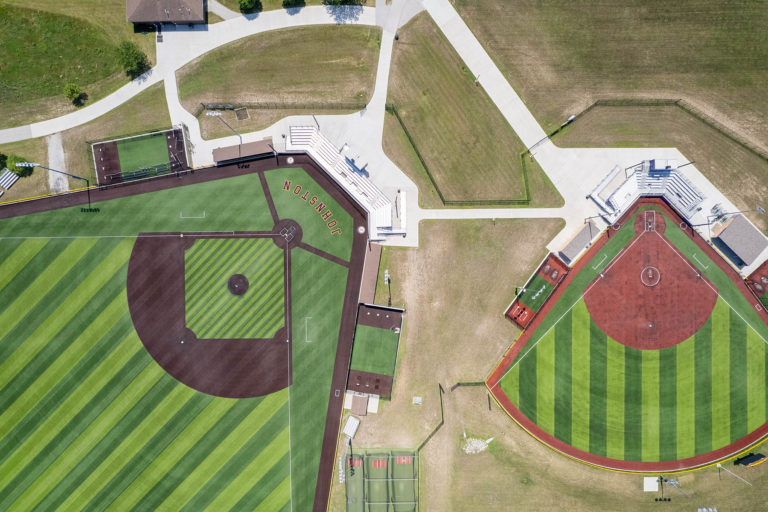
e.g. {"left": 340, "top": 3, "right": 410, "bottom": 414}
{"left": 116, "top": 133, "right": 171, "bottom": 172}
{"left": 518, "top": 274, "right": 555, "bottom": 312}
{"left": 265, "top": 167, "right": 354, "bottom": 261}
{"left": 350, "top": 325, "right": 399, "bottom": 376}
{"left": 0, "top": 169, "right": 355, "bottom": 511}
{"left": 498, "top": 207, "right": 768, "bottom": 464}
{"left": 185, "top": 238, "right": 284, "bottom": 339}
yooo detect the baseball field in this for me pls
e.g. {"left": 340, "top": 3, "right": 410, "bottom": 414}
{"left": 489, "top": 199, "right": 768, "bottom": 471}
{"left": 0, "top": 158, "right": 363, "bottom": 510}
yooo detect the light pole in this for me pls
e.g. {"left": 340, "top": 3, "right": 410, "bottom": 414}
{"left": 206, "top": 111, "right": 242, "bottom": 157}
{"left": 16, "top": 162, "right": 94, "bottom": 212}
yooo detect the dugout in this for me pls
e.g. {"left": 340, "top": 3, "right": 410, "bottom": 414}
{"left": 714, "top": 214, "right": 768, "bottom": 267}
{"left": 212, "top": 138, "right": 274, "bottom": 166}
{"left": 346, "top": 304, "right": 403, "bottom": 399}
{"left": 734, "top": 453, "right": 766, "bottom": 467}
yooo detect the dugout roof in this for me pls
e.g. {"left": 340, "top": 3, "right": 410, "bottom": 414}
{"left": 716, "top": 214, "right": 768, "bottom": 266}
{"left": 212, "top": 138, "right": 274, "bottom": 164}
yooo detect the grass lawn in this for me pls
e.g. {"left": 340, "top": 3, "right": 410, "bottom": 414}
{"left": 387, "top": 13, "right": 533, "bottom": 203}
{"left": 0, "top": 0, "right": 155, "bottom": 129}
{"left": 265, "top": 167, "right": 354, "bottom": 261}
{"left": 61, "top": 82, "right": 170, "bottom": 186}
{"left": 454, "top": 0, "right": 768, "bottom": 153}
{"left": 553, "top": 105, "right": 768, "bottom": 233}
{"left": 350, "top": 325, "right": 399, "bottom": 376}
{"left": 185, "top": 238, "right": 284, "bottom": 339}
{"left": 0, "top": 137, "right": 50, "bottom": 204}
{"left": 498, "top": 208, "right": 768, "bottom": 464}
{"left": 116, "top": 132, "right": 171, "bottom": 172}
{"left": 177, "top": 25, "right": 381, "bottom": 137}
{"left": 0, "top": 170, "right": 355, "bottom": 512}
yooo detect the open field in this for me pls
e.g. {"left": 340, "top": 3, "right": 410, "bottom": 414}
{"left": 61, "top": 82, "right": 170, "bottom": 187}
{"left": 0, "top": 166, "right": 356, "bottom": 511}
{"left": 554, "top": 105, "right": 768, "bottom": 233}
{"left": 387, "top": 13, "right": 536, "bottom": 203}
{"left": 0, "top": 0, "right": 155, "bottom": 128}
{"left": 454, "top": 0, "right": 768, "bottom": 153}
{"left": 177, "top": 25, "right": 380, "bottom": 137}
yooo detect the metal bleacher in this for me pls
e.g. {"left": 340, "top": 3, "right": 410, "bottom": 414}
{"left": 0, "top": 169, "right": 20, "bottom": 191}
{"left": 589, "top": 159, "right": 705, "bottom": 223}
{"left": 286, "top": 126, "right": 396, "bottom": 240}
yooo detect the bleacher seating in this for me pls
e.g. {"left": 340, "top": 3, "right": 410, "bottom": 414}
{"left": 588, "top": 160, "right": 705, "bottom": 223}
{"left": 285, "top": 127, "right": 397, "bottom": 240}
{"left": 0, "top": 169, "right": 20, "bottom": 190}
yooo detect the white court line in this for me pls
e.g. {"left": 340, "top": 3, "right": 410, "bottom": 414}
{"left": 591, "top": 254, "right": 607, "bottom": 270}
{"left": 692, "top": 253, "right": 709, "bottom": 270}
{"left": 653, "top": 232, "right": 768, "bottom": 346}
{"left": 304, "top": 317, "right": 312, "bottom": 343}
{"left": 492, "top": 232, "right": 649, "bottom": 387}
{"left": 179, "top": 210, "right": 206, "bottom": 219}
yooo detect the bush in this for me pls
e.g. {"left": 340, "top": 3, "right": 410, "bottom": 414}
{"left": 239, "top": 0, "right": 262, "bottom": 12}
{"left": 0, "top": 153, "right": 6, "bottom": 170}
{"left": 7, "top": 154, "right": 33, "bottom": 177}
{"left": 64, "top": 82, "right": 81, "bottom": 101}
{"left": 118, "top": 41, "right": 150, "bottom": 79}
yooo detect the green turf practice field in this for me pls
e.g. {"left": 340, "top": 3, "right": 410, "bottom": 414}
{"left": 518, "top": 274, "right": 554, "bottom": 312}
{"left": 496, "top": 207, "right": 768, "bottom": 465}
{"left": 345, "top": 452, "right": 417, "bottom": 512}
{"left": 366, "top": 455, "right": 390, "bottom": 512}
{"left": 185, "top": 238, "right": 284, "bottom": 339}
{"left": 350, "top": 325, "right": 400, "bottom": 376}
{"left": 266, "top": 167, "right": 354, "bottom": 261}
{"left": 116, "top": 133, "right": 170, "bottom": 172}
{"left": 0, "top": 168, "right": 352, "bottom": 510}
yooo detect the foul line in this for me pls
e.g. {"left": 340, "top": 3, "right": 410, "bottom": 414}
{"left": 654, "top": 232, "right": 768, "bottom": 346}
{"left": 492, "top": 232, "right": 650, "bottom": 387}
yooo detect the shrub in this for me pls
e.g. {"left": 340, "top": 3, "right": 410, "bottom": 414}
{"left": 118, "top": 41, "right": 150, "bottom": 79}
{"left": 7, "top": 154, "right": 33, "bottom": 177}
{"left": 0, "top": 153, "right": 6, "bottom": 170}
{"left": 239, "top": 0, "right": 262, "bottom": 12}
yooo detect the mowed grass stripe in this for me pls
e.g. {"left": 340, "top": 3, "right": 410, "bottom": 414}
{"left": 43, "top": 381, "right": 198, "bottom": 512}
{"left": 711, "top": 300, "right": 730, "bottom": 449}
{"left": 0, "top": 239, "right": 46, "bottom": 294}
{"left": 0, "top": 239, "right": 66, "bottom": 317}
{"left": 0, "top": 348, "right": 151, "bottom": 505}
{"left": 658, "top": 347, "right": 677, "bottom": 461}
{"left": 536, "top": 325, "right": 556, "bottom": 435}
{"left": 78, "top": 393, "right": 216, "bottom": 512}
{"left": 517, "top": 339, "right": 538, "bottom": 423}
{"left": 746, "top": 327, "right": 766, "bottom": 432}
{"left": 0, "top": 239, "right": 94, "bottom": 344}
{"left": 9, "top": 372, "right": 176, "bottom": 511}
{"left": 605, "top": 339, "right": 625, "bottom": 460}
{"left": 571, "top": 300, "right": 590, "bottom": 453}
{"left": 234, "top": 466, "right": 291, "bottom": 512}
{"left": 589, "top": 319, "right": 607, "bottom": 457}
{"left": 624, "top": 347, "right": 643, "bottom": 461}
{"left": 0, "top": 238, "right": 133, "bottom": 388}
{"left": 185, "top": 238, "right": 257, "bottom": 310}
{"left": 694, "top": 317, "right": 713, "bottom": 455}
{"left": 641, "top": 349, "right": 660, "bottom": 461}
{"left": 0, "top": 316, "right": 134, "bottom": 461}
{"left": 197, "top": 429, "right": 290, "bottom": 512}
{"left": 109, "top": 399, "right": 263, "bottom": 511}
{"left": 499, "top": 359, "right": 520, "bottom": 407}
{"left": 0, "top": 268, "right": 127, "bottom": 421}
{"left": 553, "top": 318, "right": 572, "bottom": 444}
{"left": 0, "top": 331, "right": 140, "bottom": 471}
{"left": 729, "top": 311, "right": 748, "bottom": 443}
{"left": 156, "top": 392, "right": 288, "bottom": 510}
{"left": 676, "top": 336, "right": 696, "bottom": 460}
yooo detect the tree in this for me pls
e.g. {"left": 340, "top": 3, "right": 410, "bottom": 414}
{"left": 0, "top": 153, "right": 6, "bottom": 170}
{"left": 238, "top": 0, "right": 262, "bottom": 12}
{"left": 7, "top": 154, "right": 33, "bottom": 177}
{"left": 118, "top": 41, "right": 150, "bottom": 79}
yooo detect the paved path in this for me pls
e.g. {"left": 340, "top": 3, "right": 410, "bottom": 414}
{"left": 45, "top": 133, "right": 69, "bottom": 193}
{"left": 207, "top": 0, "right": 239, "bottom": 20}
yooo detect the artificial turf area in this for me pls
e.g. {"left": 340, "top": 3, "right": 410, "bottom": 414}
{"left": 0, "top": 168, "right": 351, "bottom": 510}
{"left": 350, "top": 325, "right": 399, "bottom": 376}
{"left": 517, "top": 274, "right": 555, "bottom": 312}
{"left": 116, "top": 133, "right": 171, "bottom": 172}
{"left": 495, "top": 206, "right": 768, "bottom": 466}
{"left": 185, "top": 238, "right": 284, "bottom": 340}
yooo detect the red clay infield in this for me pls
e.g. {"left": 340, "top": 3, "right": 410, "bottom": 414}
{"left": 584, "top": 211, "right": 718, "bottom": 350}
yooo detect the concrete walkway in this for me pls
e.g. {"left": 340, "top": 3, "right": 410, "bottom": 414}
{"left": 207, "top": 0, "right": 239, "bottom": 20}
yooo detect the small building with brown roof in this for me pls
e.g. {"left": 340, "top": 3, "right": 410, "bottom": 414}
{"left": 126, "top": 0, "right": 205, "bottom": 24}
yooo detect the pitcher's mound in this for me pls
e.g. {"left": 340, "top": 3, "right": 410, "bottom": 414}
{"left": 228, "top": 274, "right": 249, "bottom": 295}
